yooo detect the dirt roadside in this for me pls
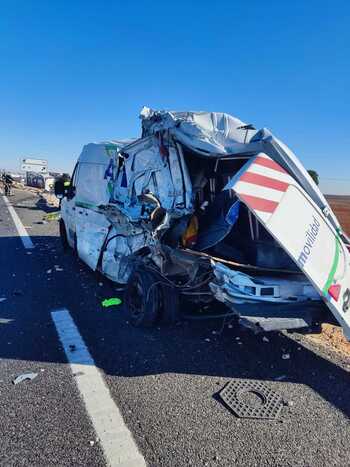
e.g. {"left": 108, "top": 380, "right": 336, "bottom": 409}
{"left": 308, "top": 195, "right": 350, "bottom": 358}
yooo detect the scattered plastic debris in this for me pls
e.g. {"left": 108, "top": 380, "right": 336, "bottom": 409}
{"left": 13, "top": 290, "right": 23, "bottom": 296}
{"left": 0, "top": 318, "right": 13, "bottom": 324}
{"left": 46, "top": 269, "right": 52, "bottom": 274}
{"left": 274, "top": 375, "right": 287, "bottom": 381}
{"left": 235, "top": 337, "right": 240, "bottom": 341}
{"left": 262, "top": 337, "right": 270, "bottom": 343}
{"left": 228, "top": 324, "right": 233, "bottom": 329}
{"left": 204, "top": 338, "right": 211, "bottom": 342}
{"left": 102, "top": 297, "right": 122, "bottom": 307}
{"left": 0, "top": 298, "right": 6, "bottom": 303}
{"left": 44, "top": 212, "right": 60, "bottom": 221}
{"left": 89, "top": 440, "right": 95, "bottom": 446}
{"left": 12, "top": 372, "right": 38, "bottom": 385}
{"left": 98, "top": 282, "right": 103, "bottom": 287}
{"left": 282, "top": 353, "right": 290, "bottom": 360}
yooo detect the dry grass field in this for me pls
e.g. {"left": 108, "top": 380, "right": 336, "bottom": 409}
{"left": 326, "top": 195, "right": 350, "bottom": 235}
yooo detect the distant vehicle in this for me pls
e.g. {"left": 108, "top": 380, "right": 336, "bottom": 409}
{"left": 55, "top": 109, "right": 350, "bottom": 338}
{"left": 26, "top": 172, "right": 55, "bottom": 191}
{"left": 21, "top": 158, "right": 47, "bottom": 173}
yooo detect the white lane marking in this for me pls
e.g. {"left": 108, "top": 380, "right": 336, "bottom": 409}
{"left": 2, "top": 195, "right": 34, "bottom": 249}
{"left": 51, "top": 309, "right": 146, "bottom": 467}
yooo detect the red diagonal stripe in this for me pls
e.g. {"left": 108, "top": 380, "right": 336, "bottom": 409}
{"left": 240, "top": 171, "right": 289, "bottom": 192}
{"left": 239, "top": 194, "right": 278, "bottom": 213}
{"left": 254, "top": 156, "right": 287, "bottom": 174}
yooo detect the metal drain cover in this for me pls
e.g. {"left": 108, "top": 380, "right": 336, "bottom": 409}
{"left": 219, "top": 380, "right": 283, "bottom": 419}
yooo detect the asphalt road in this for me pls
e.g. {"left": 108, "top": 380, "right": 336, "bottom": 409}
{"left": 0, "top": 188, "right": 350, "bottom": 467}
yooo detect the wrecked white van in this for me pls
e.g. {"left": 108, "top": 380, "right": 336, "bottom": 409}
{"left": 56, "top": 108, "right": 350, "bottom": 337}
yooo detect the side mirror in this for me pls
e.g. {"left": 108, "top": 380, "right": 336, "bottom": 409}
{"left": 54, "top": 180, "right": 65, "bottom": 198}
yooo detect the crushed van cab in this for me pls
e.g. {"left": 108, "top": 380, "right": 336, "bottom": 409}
{"left": 56, "top": 108, "right": 350, "bottom": 338}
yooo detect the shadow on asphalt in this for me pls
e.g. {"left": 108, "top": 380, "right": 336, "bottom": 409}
{"left": 0, "top": 234, "right": 349, "bottom": 420}
{"left": 12, "top": 197, "right": 58, "bottom": 214}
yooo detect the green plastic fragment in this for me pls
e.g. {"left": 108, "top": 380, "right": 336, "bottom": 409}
{"left": 102, "top": 297, "right": 122, "bottom": 307}
{"left": 44, "top": 211, "right": 61, "bottom": 221}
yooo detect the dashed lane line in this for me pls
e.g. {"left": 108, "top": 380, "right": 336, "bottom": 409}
{"left": 51, "top": 309, "right": 146, "bottom": 467}
{"left": 2, "top": 195, "right": 34, "bottom": 249}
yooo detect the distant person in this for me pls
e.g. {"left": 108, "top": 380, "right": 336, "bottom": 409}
{"left": 2, "top": 173, "right": 14, "bottom": 196}
{"left": 54, "top": 173, "right": 71, "bottom": 206}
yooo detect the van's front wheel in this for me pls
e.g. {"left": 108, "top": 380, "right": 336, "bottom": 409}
{"left": 125, "top": 267, "right": 161, "bottom": 327}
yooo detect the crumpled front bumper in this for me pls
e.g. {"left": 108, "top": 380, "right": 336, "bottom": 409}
{"left": 209, "top": 262, "right": 325, "bottom": 332}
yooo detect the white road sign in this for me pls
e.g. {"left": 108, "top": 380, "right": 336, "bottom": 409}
{"left": 21, "top": 158, "right": 48, "bottom": 173}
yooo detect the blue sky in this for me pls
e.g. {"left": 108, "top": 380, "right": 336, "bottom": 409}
{"left": 0, "top": 0, "right": 349, "bottom": 194}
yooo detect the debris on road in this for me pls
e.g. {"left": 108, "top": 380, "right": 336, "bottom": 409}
{"left": 282, "top": 353, "right": 290, "bottom": 360}
{"left": 219, "top": 379, "right": 283, "bottom": 419}
{"left": 262, "top": 337, "right": 270, "bottom": 343}
{"left": 0, "top": 318, "right": 13, "bottom": 324}
{"left": 44, "top": 211, "right": 60, "bottom": 221}
{"left": 274, "top": 375, "right": 287, "bottom": 381}
{"left": 12, "top": 372, "right": 38, "bottom": 385}
{"left": 102, "top": 297, "right": 122, "bottom": 307}
{"left": 13, "top": 290, "right": 23, "bottom": 296}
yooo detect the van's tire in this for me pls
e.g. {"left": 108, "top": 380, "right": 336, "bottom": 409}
{"left": 125, "top": 267, "right": 161, "bottom": 327}
{"left": 59, "top": 220, "right": 69, "bottom": 251}
{"left": 161, "top": 284, "right": 180, "bottom": 324}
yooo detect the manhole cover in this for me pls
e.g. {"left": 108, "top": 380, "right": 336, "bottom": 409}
{"left": 219, "top": 380, "right": 283, "bottom": 419}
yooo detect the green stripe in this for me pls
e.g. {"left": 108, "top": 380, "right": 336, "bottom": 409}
{"left": 322, "top": 236, "right": 340, "bottom": 295}
{"left": 75, "top": 201, "right": 96, "bottom": 209}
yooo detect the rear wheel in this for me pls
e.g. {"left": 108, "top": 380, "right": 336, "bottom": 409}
{"left": 161, "top": 283, "right": 180, "bottom": 324}
{"left": 125, "top": 267, "right": 161, "bottom": 327}
{"left": 59, "top": 219, "right": 69, "bottom": 251}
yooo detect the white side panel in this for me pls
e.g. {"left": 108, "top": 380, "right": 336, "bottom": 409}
{"left": 76, "top": 210, "right": 110, "bottom": 271}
